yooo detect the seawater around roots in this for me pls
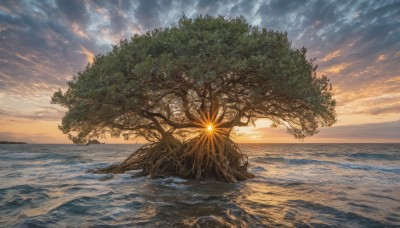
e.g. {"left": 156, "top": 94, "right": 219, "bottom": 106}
{"left": 92, "top": 137, "right": 254, "bottom": 182}
{"left": 1, "top": 144, "right": 400, "bottom": 227}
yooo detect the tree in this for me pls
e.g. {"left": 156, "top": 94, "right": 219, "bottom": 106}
{"left": 52, "top": 15, "right": 336, "bottom": 182}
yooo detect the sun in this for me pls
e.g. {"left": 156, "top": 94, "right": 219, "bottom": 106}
{"left": 207, "top": 124, "right": 213, "bottom": 133}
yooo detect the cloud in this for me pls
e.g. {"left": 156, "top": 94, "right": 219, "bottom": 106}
{"left": 71, "top": 23, "right": 90, "bottom": 39}
{"left": 376, "top": 54, "right": 386, "bottom": 61}
{"left": 0, "top": 1, "right": 104, "bottom": 103}
{"left": 322, "top": 62, "right": 353, "bottom": 74}
{"left": 56, "top": 0, "right": 89, "bottom": 24}
{"left": 322, "top": 50, "right": 342, "bottom": 62}
{"left": 316, "top": 120, "right": 400, "bottom": 141}
{"left": 133, "top": 0, "right": 163, "bottom": 30}
{"left": 78, "top": 45, "right": 94, "bottom": 63}
{"left": 0, "top": 106, "right": 65, "bottom": 121}
{"left": 0, "top": 0, "right": 399, "bottom": 143}
{"left": 344, "top": 99, "right": 400, "bottom": 115}
{"left": 249, "top": 120, "right": 400, "bottom": 142}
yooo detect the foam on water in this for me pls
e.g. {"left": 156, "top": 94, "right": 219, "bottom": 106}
{"left": 0, "top": 143, "right": 399, "bottom": 227}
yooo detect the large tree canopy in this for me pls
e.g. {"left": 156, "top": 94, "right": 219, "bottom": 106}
{"left": 52, "top": 16, "right": 336, "bottom": 182}
{"left": 52, "top": 15, "right": 336, "bottom": 144}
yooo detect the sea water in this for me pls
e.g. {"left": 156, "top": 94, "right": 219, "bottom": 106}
{"left": 0, "top": 144, "right": 399, "bottom": 227}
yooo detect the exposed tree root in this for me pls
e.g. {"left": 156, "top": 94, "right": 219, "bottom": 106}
{"left": 90, "top": 135, "right": 254, "bottom": 182}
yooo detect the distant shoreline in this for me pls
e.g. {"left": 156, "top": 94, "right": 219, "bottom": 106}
{"left": 0, "top": 141, "right": 28, "bottom": 144}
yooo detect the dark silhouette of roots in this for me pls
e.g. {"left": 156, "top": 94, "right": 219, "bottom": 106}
{"left": 91, "top": 136, "right": 254, "bottom": 182}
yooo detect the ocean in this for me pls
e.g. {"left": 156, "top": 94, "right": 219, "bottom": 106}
{"left": 0, "top": 144, "right": 399, "bottom": 227}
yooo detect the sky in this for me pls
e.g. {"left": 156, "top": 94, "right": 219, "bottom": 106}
{"left": 0, "top": 0, "right": 399, "bottom": 144}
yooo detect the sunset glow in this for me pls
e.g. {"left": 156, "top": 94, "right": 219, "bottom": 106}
{"left": 0, "top": 1, "right": 399, "bottom": 143}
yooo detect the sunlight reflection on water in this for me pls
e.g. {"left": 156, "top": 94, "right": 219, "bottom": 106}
{"left": 0, "top": 144, "right": 399, "bottom": 227}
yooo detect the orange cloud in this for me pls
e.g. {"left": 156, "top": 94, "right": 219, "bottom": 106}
{"left": 323, "top": 62, "right": 352, "bottom": 74}
{"left": 71, "top": 23, "right": 90, "bottom": 39}
{"left": 385, "top": 76, "right": 400, "bottom": 83}
{"left": 78, "top": 45, "right": 94, "bottom": 63}
{"left": 0, "top": 117, "right": 143, "bottom": 144}
{"left": 15, "top": 53, "right": 35, "bottom": 64}
{"left": 322, "top": 50, "right": 342, "bottom": 62}
{"left": 376, "top": 54, "right": 386, "bottom": 61}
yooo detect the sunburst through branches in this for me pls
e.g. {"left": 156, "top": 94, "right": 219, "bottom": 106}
{"left": 58, "top": 16, "right": 336, "bottom": 182}
{"left": 207, "top": 124, "right": 213, "bottom": 133}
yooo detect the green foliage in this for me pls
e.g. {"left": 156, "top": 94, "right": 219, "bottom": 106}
{"left": 52, "top": 15, "right": 336, "bottom": 144}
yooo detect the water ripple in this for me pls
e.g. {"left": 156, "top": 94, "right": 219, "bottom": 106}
{"left": 1, "top": 144, "right": 399, "bottom": 227}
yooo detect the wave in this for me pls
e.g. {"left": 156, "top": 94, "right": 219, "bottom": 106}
{"left": 350, "top": 152, "right": 400, "bottom": 160}
{"left": 2, "top": 144, "right": 400, "bottom": 227}
{"left": 252, "top": 157, "right": 400, "bottom": 173}
{"left": 288, "top": 200, "right": 392, "bottom": 227}
{"left": 339, "top": 162, "right": 400, "bottom": 173}
{"left": 364, "top": 193, "right": 400, "bottom": 203}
